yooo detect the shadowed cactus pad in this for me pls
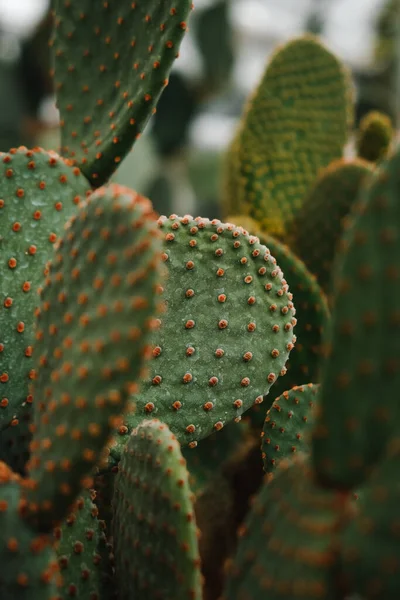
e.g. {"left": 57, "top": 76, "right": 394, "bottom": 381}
{"left": 222, "top": 35, "right": 353, "bottom": 235}
{"left": 0, "top": 147, "right": 90, "bottom": 433}
{"left": 261, "top": 384, "right": 319, "bottom": 475}
{"left": 312, "top": 147, "right": 400, "bottom": 489}
{"left": 0, "top": 464, "right": 59, "bottom": 599}
{"left": 25, "top": 184, "right": 163, "bottom": 531}
{"left": 111, "top": 215, "right": 296, "bottom": 455}
{"left": 112, "top": 420, "right": 202, "bottom": 600}
{"left": 356, "top": 110, "right": 393, "bottom": 163}
{"left": 287, "top": 158, "right": 374, "bottom": 294}
{"left": 222, "top": 454, "right": 349, "bottom": 600}
{"left": 53, "top": 0, "right": 192, "bottom": 186}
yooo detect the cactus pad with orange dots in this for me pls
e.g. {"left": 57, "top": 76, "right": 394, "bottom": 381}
{"left": 112, "top": 420, "right": 202, "bottom": 600}
{"left": 52, "top": 0, "right": 193, "bottom": 187}
{"left": 0, "top": 147, "right": 90, "bottom": 438}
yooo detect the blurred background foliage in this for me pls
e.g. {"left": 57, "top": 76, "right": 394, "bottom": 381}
{"left": 0, "top": 0, "right": 398, "bottom": 219}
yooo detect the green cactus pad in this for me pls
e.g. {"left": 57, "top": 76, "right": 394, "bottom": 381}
{"left": 222, "top": 454, "right": 344, "bottom": 600}
{"left": 222, "top": 35, "right": 353, "bottom": 236}
{"left": 24, "top": 184, "right": 163, "bottom": 531}
{"left": 0, "top": 463, "right": 60, "bottom": 599}
{"left": 312, "top": 147, "right": 400, "bottom": 489}
{"left": 226, "top": 215, "right": 329, "bottom": 429}
{"left": 54, "top": 489, "right": 105, "bottom": 599}
{"left": 53, "top": 0, "right": 192, "bottom": 187}
{"left": 340, "top": 444, "right": 400, "bottom": 598}
{"left": 109, "top": 215, "right": 296, "bottom": 459}
{"left": 0, "top": 147, "right": 90, "bottom": 433}
{"left": 261, "top": 384, "right": 319, "bottom": 475}
{"left": 356, "top": 110, "right": 393, "bottom": 163}
{"left": 112, "top": 420, "right": 202, "bottom": 600}
{"left": 287, "top": 158, "right": 375, "bottom": 294}
{"left": 0, "top": 402, "right": 32, "bottom": 475}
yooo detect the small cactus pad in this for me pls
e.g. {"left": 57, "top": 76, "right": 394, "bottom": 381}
{"left": 356, "top": 110, "right": 393, "bottom": 163}
{"left": 222, "top": 454, "right": 346, "bottom": 600}
{"left": 111, "top": 215, "right": 296, "bottom": 455}
{"left": 0, "top": 463, "right": 60, "bottom": 599}
{"left": 340, "top": 443, "right": 400, "bottom": 599}
{"left": 0, "top": 147, "right": 90, "bottom": 432}
{"left": 54, "top": 489, "right": 105, "bottom": 599}
{"left": 312, "top": 147, "right": 400, "bottom": 489}
{"left": 112, "top": 420, "right": 202, "bottom": 600}
{"left": 261, "top": 384, "right": 319, "bottom": 475}
{"left": 222, "top": 35, "right": 353, "bottom": 235}
{"left": 226, "top": 215, "right": 329, "bottom": 428}
{"left": 25, "top": 184, "right": 163, "bottom": 531}
{"left": 53, "top": 0, "right": 193, "bottom": 187}
{"left": 287, "top": 158, "right": 374, "bottom": 294}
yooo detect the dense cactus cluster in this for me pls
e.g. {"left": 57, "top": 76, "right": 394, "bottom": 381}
{"left": 0, "top": 2, "right": 398, "bottom": 600}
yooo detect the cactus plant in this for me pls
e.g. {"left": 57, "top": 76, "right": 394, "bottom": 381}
{"left": 222, "top": 35, "right": 353, "bottom": 236}
{"left": 356, "top": 110, "right": 393, "bottom": 163}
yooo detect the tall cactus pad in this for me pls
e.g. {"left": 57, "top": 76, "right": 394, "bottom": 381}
{"left": 54, "top": 490, "right": 105, "bottom": 599}
{"left": 226, "top": 215, "right": 329, "bottom": 428}
{"left": 312, "top": 148, "right": 400, "bottom": 489}
{"left": 340, "top": 445, "right": 400, "bottom": 599}
{"left": 222, "top": 35, "right": 353, "bottom": 235}
{"left": 261, "top": 384, "right": 319, "bottom": 476}
{"left": 112, "top": 216, "right": 296, "bottom": 454}
{"left": 0, "top": 463, "right": 59, "bottom": 599}
{"left": 112, "top": 420, "right": 202, "bottom": 600}
{"left": 287, "top": 159, "right": 374, "bottom": 294}
{"left": 0, "top": 147, "right": 90, "bottom": 432}
{"left": 25, "top": 184, "right": 163, "bottom": 531}
{"left": 356, "top": 110, "right": 393, "bottom": 163}
{"left": 222, "top": 455, "right": 344, "bottom": 600}
{"left": 53, "top": 0, "right": 193, "bottom": 187}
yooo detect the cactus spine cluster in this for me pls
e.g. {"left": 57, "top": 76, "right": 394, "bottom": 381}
{"left": 0, "top": 2, "right": 398, "bottom": 600}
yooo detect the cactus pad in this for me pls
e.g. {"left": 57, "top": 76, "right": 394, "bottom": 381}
{"left": 0, "top": 463, "right": 59, "bottom": 599}
{"left": 25, "top": 184, "right": 163, "bottom": 530}
{"left": 222, "top": 454, "right": 346, "bottom": 600}
{"left": 287, "top": 158, "right": 374, "bottom": 294}
{"left": 222, "top": 35, "right": 353, "bottom": 236}
{"left": 261, "top": 384, "right": 319, "bottom": 475}
{"left": 112, "top": 420, "right": 202, "bottom": 600}
{"left": 356, "top": 110, "right": 393, "bottom": 163}
{"left": 53, "top": 0, "right": 192, "bottom": 186}
{"left": 54, "top": 489, "right": 106, "bottom": 599}
{"left": 312, "top": 147, "right": 400, "bottom": 489}
{"left": 110, "top": 215, "right": 296, "bottom": 457}
{"left": 0, "top": 147, "right": 89, "bottom": 433}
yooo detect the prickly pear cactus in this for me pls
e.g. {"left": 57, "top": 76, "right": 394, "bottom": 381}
{"left": 112, "top": 420, "right": 202, "bottom": 600}
{"left": 222, "top": 35, "right": 353, "bottom": 236}
{"left": 287, "top": 158, "right": 374, "bottom": 294}
{"left": 261, "top": 383, "right": 319, "bottom": 476}
{"left": 53, "top": 0, "right": 193, "bottom": 186}
{"left": 356, "top": 110, "right": 393, "bottom": 163}
{"left": 312, "top": 147, "right": 400, "bottom": 489}
{"left": 108, "top": 215, "right": 297, "bottom": 462}
{"left": 25, "top": 184, "right": 163, "bottom": 531}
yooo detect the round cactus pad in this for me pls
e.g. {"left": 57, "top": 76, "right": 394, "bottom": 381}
{"left": 115, "top": 216, "right": 297, "bottom": 451}
{"left": 53, "top": 0, "right": 192, "bottom": 186}
{"left": 0, "top": 147, "right": 90, "bottom": 432}
{"left": 112, "top": 420, "right": 202, "bottom": 600}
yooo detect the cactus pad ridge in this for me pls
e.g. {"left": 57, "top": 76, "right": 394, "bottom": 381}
{"left": 109, "top": 215, "right": 297, "bottom": 460}
{"left": 53, "top": 0, "right": 193, "bottom": 187}
{"left": 222, "top": 35, "right": 353, "bottom": 235}
{"left": 261, "top": 383, "right": 320, "bottom": 475}
{"left": 356, "top": 110, "right": 393, "bottom": 163}
{"left": 312, "top": 146, "right": 400, "bottom": 489}
{"left": 112, "top": 419, "right": 202, "bottom": 600}
{"left": 24, "top": 184, "right": 164, "bottom": 531}
{"left": 287, "top": 158, "right": 375, "bottom": 295}
{"left": 0, "top": 147, "right": 90, "bottom": 435}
